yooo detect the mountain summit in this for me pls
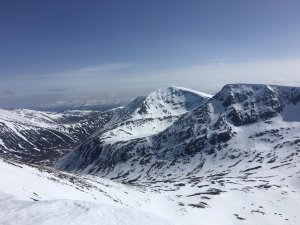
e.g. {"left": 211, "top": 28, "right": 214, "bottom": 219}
{"left": 58, "top": 86, "right": 211, "bottom": 171}
{"left": 107, "top": 86, "right": 212, "bottom": 125}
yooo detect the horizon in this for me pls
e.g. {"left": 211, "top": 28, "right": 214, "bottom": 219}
{"left": 1, "top": 82, "right": 299, "bottom": 111}
{"left": 1, "top": 0, "right": 300, "bottom": 109}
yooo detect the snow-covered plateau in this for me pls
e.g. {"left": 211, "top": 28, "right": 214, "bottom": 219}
{"left": 1, "top": 84, "right": 300, "bottom": 225}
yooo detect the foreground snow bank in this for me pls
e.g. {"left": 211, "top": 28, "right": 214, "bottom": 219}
{"left": 0, "top": 159, "right": 176, "bottom": 225}
{"left": 0, "top": 192, "right": 174, "bottom": 225}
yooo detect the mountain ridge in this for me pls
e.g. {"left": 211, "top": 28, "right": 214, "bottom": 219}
{"left": 0, "top": 108, "right": 120, "bottom": 164}
{"left": 58, "top": 83, "right": 300, "bottom": 179}
{"left": 1, "top": 83, "right": 300, "bottom": 225}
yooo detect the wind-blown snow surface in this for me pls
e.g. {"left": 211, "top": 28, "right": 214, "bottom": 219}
{"left": 0, "top": 196, "right": 173, "bottom": 225}
{"left": 0, "top": 158, "right": 174, "bottom": 225}
{"left": 0, "top": 195, "right": 174, "bottom": 225}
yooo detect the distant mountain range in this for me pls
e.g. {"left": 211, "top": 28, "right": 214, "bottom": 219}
{"left": 33, "top": 102, "right": 124, "bottom": 112}
{"left": 0, "top": 108, "right": 120, "bottom": 164}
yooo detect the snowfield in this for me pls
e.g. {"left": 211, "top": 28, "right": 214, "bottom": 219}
{"left": 0, "top": 192, "right": 174, "bottom": 225}
{"left": 0, "top": 158, "right": 176, "bottom": 225}
{"left": 1, "top": 150, "right": 300, "bottom": 225}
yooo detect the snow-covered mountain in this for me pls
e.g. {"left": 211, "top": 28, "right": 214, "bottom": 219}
{"left": 56, "top": 84, "right": 300, "bottom": 224}
{"left": 59, "top": 84, "right": 300, "bottom": 178}
{"left": 1, "top": 84, "right": 300, "bottom": 225}
{"left": 0, "top": 108, "right": 120, "bottom": 164}
{"left": 100, "top": 86, "right": 212, "bottom": 142}
{"left": 58, "top": 86, "right": 211, "bottom": 171}
{"left": 107, "top": 86, "right": 212, "bottom": 124}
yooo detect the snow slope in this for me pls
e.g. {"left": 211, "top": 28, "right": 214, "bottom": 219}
{"left": 0, "top": 158, "right": 175, "bottom": 225}
{"left": 1, "top": 132, "right": 300, "bottom": 225}
{"left": 0, "top": 194, "right": 174, "bottom": 225}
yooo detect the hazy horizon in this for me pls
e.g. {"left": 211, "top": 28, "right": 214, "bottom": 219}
{"left": 1, "top": 0, "right": 300, "bottom": 109}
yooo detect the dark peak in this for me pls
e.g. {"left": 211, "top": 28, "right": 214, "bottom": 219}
{"left": 210, "top": 83, "right": 300, "bottom": 126}
{"left": 214, "top": 84, "right": 278, "bottom": 106}
{"left": 220, "top": 83, "right": 300, "bottom": 94}
{"left": 216, "top": 83, "right": 300, "bottom": 106}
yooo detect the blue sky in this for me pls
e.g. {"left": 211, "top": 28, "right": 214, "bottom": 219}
{"left": 0, "top": 0, "right": 300, "bottom": 108}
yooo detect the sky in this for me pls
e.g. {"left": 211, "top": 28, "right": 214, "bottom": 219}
{"left": 0, "top": 0, "right": 300, "bottom": 109}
